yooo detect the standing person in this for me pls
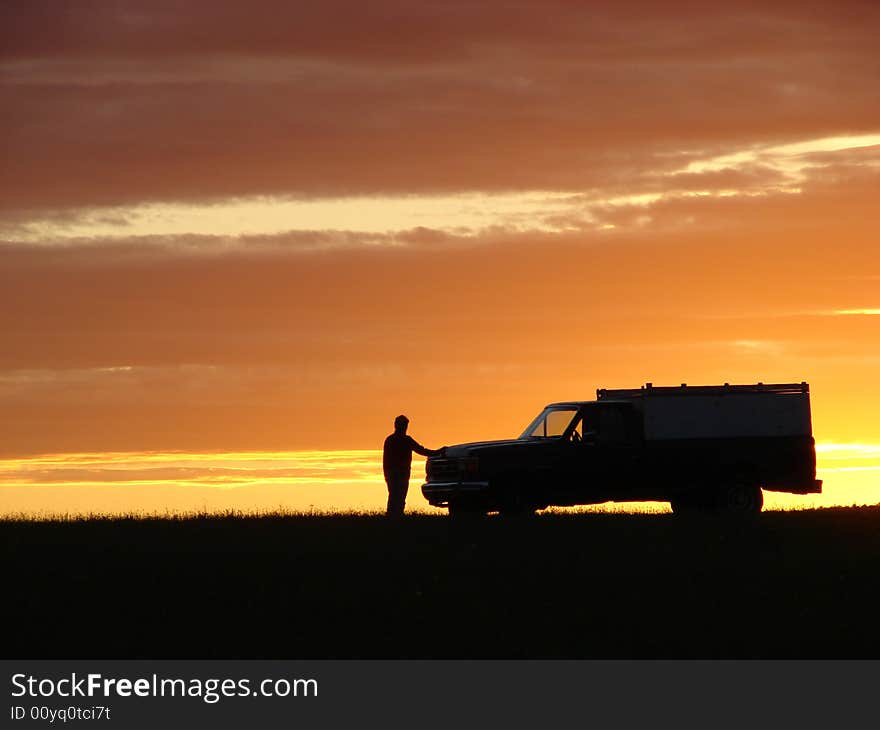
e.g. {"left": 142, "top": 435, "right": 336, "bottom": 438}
{"left": 383, "top": 415, "right": 444, "bottom": 517}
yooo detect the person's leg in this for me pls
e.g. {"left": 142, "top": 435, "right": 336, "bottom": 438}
{"left": 386, "top": 474, "right": 408, "bottom": 516}
{"left": 385, "top": 477, "right": 398, "bottom": 516}
{"left": 397, "top": 477, "right": 409, "bottom": 515}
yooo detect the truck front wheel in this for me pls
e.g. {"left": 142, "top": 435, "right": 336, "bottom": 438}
{"left": 498, "top": 491, "right": 536, "bottom": 517}
{"left": 448, "top": 501, "right": 485, "bottom": 518}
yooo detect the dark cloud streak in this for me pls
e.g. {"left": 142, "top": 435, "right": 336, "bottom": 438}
{"left": 2, "top": 1, "right": 879, "bottom": 211}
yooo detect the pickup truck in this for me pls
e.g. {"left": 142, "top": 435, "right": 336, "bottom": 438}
{"left": 422, "top": 382, "right": 822, "bottom": 515}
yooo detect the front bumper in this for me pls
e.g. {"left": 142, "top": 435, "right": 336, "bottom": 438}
{"left": 421, "top": 481, "right": 491, "bottom": 506}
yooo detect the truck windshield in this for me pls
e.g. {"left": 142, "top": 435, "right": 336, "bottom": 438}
{"left": 519, "top": 407, "right": 579, "bottom": 439}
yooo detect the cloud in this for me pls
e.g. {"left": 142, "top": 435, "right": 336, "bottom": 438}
{"left": 0, "top": 448, "right": 395, "bottom": 516}
{"left": 2, "top": 1, "right": 880, "bottom": 213}
{"left": 2, "top": 133, "right": 878, "bottom": 247}
{"left": 4, "top": 1, "right": 880, "bottom": 459}
{"left": 0, "top": 448, "right": 383, "bottom": 486}
{"left": 0, "top": 192, "right": 588, "bottom": 244}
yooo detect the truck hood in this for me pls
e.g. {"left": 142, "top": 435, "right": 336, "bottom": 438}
{"left": 443, "top": 439, "right": 529, "bottom": 457}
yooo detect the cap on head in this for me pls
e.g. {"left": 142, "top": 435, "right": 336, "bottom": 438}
{"left": 394, "top": 414, "right": 409, "bottom": 429}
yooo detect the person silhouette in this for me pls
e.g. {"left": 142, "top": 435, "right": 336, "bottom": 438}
{"left": 383, "top": 415, "right": 444, "bottom": 517}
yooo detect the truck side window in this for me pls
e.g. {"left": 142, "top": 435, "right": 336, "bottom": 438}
{"left": 580, "top": 409, "right": 598, "bottom": 440}
{"left": 570, "top": 417, "right": 583, "bottom": 442}
{"left": 598, "top": 406, "right": 629, "bottom": 444}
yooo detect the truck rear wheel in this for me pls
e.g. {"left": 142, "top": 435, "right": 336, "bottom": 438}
{"left": 671, "top": 485, "right": 763, "bottom": 516}
{"left": 718, "top": 483, "right": 763, "bottom": 515}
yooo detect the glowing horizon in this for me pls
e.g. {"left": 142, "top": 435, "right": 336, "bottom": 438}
{"left": 2, "top": 443, "right": 878, "bottom": 519}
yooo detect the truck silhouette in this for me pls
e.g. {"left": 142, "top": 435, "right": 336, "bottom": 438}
{"left": 422, "top": 382, "right": 822, "bottom": 515}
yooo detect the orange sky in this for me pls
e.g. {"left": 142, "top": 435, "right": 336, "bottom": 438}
{"left": 1, "top": 1, "right": 879, "bottom": 514}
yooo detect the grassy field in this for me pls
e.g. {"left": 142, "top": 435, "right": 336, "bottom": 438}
{"left": 4, "top": 507, "right": 880, "bottom": 658}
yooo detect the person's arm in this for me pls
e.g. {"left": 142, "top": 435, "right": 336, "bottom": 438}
{"left": 408, "top": 436, "right": 444, "bottom": 457}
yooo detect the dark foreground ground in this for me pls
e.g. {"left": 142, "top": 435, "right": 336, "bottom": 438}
{"left": 4, "top": 507, "right": 880, "bottom": 658}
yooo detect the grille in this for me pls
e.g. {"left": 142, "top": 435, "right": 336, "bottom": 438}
{"left": 426, "top": 458, "right": 461, "bottom": 482}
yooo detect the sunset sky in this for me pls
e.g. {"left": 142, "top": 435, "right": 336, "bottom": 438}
{"left": 2, "top": 1, "right": 879, "bottom": 515}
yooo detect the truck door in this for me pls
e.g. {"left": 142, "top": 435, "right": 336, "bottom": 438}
{"left": 554, "top": 405, "right": 604, "bottom": 503}
{"left": 570, "top": 403, "right": 642, "bottom": 501}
